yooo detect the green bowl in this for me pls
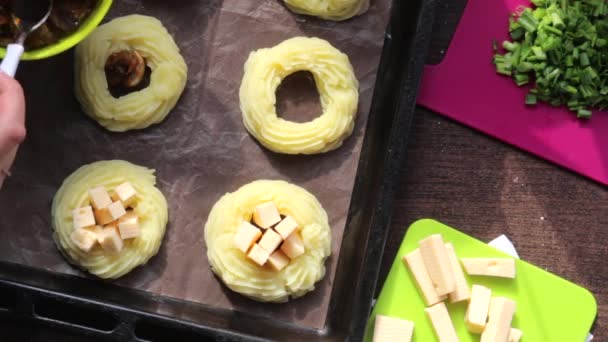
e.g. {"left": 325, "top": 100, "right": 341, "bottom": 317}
{"left": 0, "top": 0, "right": 113, "bottom": 60}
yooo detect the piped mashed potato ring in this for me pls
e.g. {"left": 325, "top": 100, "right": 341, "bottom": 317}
{"left": 75, "top": 15, "right": 188, "bottom": 132}
{"left": 204, "top": 180, "right": 332, "bottom": 302}
{"left": 52, "top": 160, "right": 168, "bottom": 279}
{"left": 283, "top": 0, "right": 370, "bottom": 21}
{"left": 239, "top": 37, "right": 359, "bottom": 155}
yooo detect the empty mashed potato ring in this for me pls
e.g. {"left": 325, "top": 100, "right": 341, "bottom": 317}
{"left": 239, "top": 37, "right": 359, "bottom": 155}
{"left": 204, "top": 180, "right": 332, "bottom": 302}
{"left": 75, "top": 15, "right": 188, "bottom": 132}
{"left": 283, "top": 0, "right": 370, "bottom": 21}
{"left": 52, "top": 160, "right": 168, "bottom": 279}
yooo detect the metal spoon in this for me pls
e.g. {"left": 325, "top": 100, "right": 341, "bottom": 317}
{"left": 0, "top": 0, "right": 53, "bottom": 77}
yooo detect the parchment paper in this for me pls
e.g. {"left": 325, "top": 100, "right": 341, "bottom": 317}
{"left": 0, "top": 0, "right": 391, "bottom": 330}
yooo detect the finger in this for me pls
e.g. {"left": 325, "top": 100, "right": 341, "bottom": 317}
{"left": 0, "top": 71, "right": 25, "bottom": 125}
{"left": 0, "top": 71, "right": 25, "bottom": 158}
{"left": 0, "top": 145, "right": 17, "bottom": 190}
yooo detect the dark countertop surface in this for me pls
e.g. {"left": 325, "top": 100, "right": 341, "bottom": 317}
{"left": 1, "top": 0, "right": 606, "bottom": 340}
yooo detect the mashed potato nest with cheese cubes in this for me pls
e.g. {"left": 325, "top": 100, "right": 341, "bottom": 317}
{"left": 52, "top": 160, "right": 168, "bottom": 279}
{"left": 204, "top": 180, "right": 332, "bottom": 302}
{"left": 239, "top": 37, "right": 359, "bottom": 155}
{"left": 75, "top": 15, "right": 187, "bottom": 132}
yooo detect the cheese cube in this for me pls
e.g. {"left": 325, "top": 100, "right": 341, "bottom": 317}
{"left": 117, "top": 212, "right": 141, "bottom": 239}
{"left": 508, "top": 328, "right": 523, "bottom": 342}
{"left": 403, "top": 249, "right": 446, "bottom": 306}
{"left": 280, "top": 233, "right": 305, "bottom": 259}
{"left": 259, "top": 229, "right": 283, "bottom": 253}
{"left": 267, "top": 250, "right": 290, "bottom": 272}
{"left": 252, "top": 202, "right": 281, "bottom": 228}
{"left": 70, "top": 228, "right": 98, "bottom": 253}
{"left": 112, "top": 182, "right": 137, "bottom": 207}
{"left": 84, "top": 225, "right": 104, "bottom": 244}
{"left": 73, "top": 206, "right": 96, "bottom": 229}
{"left": 425, "top": 302, "right": 460, "bottom": 342}
{"left": 233, "top": 222, "right": 262, "bottom": 253}
{"left": 445, "top": 243, "right": 470, "bottom": 303}
{"left": 373, "top": 315, "right": 414, "bottom": 342}
{"left": 247, "top": 243, "right": 270, "bottom": 266}
{"left": 94, "top": 207, "right": 114, "bottom": 225}
{"left": 465, "top": 285, "right": 492, "bottom": 333}
{"left": 419, "top": 234, "right": 456, "bottom": 296}
{"left": 274, "top": 216, "right": 298, "bottom": 239}
{"left": 461, "top": 258, "right": 516, "bottom": 278}
{"left": 88, "top": 186, "right": 112, "bottom": 210}
{"left": 99, "top": 226, "right": 124, "bottom": 254}
{"left": 107, "top": 201, "right": 127, "bottom": 221}
{"left": 481, "top": 297, "right": 516, "bottom": 342}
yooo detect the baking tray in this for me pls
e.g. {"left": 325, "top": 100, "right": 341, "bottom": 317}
{"left": 0, "top": 0, "right": 436, "bottom": 340}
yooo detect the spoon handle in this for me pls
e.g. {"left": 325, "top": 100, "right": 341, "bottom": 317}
{"left": 0, "top": 44, "right": 25, "bottom": 77}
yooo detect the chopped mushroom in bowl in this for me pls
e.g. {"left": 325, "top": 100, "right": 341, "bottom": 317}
{"left": 0, "top": 0, "right": 112, "bottom": 60}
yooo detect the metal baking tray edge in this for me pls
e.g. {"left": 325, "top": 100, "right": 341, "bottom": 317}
{"left": 0, "top": 0, "right": 437, "bottom": 340}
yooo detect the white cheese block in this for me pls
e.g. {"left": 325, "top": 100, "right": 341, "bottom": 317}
{"left": 465, "top": 284, "right": 492, "bottom": 333}
{"left": 99, "top": 226, "right": 123, "bottom": 254}
{"left": 94, "top": 207, "right": 114, "bottom": 225}
{"left": 252, "top": 201, "right": 281, "bottom": 228}
{"left": 84, "top": 225, "right": 104, "bottom": 244}
{"left": 247, "top": 243, "right": 270, "bottom": 266}
{"left": 425, "top": 302, "right": 460, "bottom": 342}
{"left": 445, "top": 242, "right": 470, "bottom": 303}
{"left": 481, "top": 297, "right": 516, "bottom": 342}
{"left": 419, "top": 234, "right": 456, "bottom": 296}
{"left": 373, "top": 315, "right": 414, "bottom": 342}
{"left": 113, "top": 181, "right": 137, "bottom": 207}
{"left": 107, "top": 201, "right": 127, "bottom": 221}
{"left": 70, "top": 228, "right": 98, "bottom": 253}
{"left": 403, "top": 248, "right": 446, "bottom": 306}
{"left": 88, "top": 186, "right": 112, "bottom": 210}
{"left": 233, "top": 222, "right": 262, "bottom": 253}
{"left": 461, "top": 258, "right": 516, "bottom": 278}
{"left": 73, "top": 206, "right": 96, "bottom": 229}
{"left": 280, "top": 233, "right": 305, "bottom": 259}
{"left": 274, "top": 215, "right": 298, "bottom": 239}
{"left": 508, "top": 328, "right": 523, "bottom": 342}
{"left": 117, "top": 212, "right": 141, "bottom": 239}
{"left": 258, "top": 228, "right": 282, "bottom": 254}
{"left": 267, "top": 250, "right": 290, "bottom": 272}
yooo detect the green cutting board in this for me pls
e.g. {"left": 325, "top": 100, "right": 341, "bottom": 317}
{"left": 365, "top": 219, "right": 597, "bottom": 341}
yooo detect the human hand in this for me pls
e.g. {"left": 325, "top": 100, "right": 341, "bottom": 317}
{"left": 0, "top": 71, "right": 26, "bottom": 189}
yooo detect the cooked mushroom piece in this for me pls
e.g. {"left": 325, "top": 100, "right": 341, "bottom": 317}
{"left": 0, "top": 5, "right": 16, "bottom": 46}
{"left": 105, "top": 50, "right": 147, "bottom": 90}
{"left": 49, "top": 0, "right": 96, "bottom": 33}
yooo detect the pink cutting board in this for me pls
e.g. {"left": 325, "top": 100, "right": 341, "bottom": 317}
{"left": 418, "top": 0, "right": 608, "bottom": 186}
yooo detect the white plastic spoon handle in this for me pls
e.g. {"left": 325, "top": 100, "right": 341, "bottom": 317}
{"left": 0, "top": 44, "right": 24, "bottom": 77}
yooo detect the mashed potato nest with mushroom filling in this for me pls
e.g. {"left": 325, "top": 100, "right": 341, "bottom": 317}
{"left": 204, "top": 180, "right": 332, "bottom": 302}
{"left": 52, "top": 160, "right": 168, "bottom": 279}
{"left": 75, "top": 15, "right": 187, "bottom": 132}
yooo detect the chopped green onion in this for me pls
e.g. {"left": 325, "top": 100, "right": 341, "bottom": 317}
{"left": 493, "top": 0, "right": 608, "bottom": 119}
{"left": 525, "top": 93, "right": 538, "bottom": 105}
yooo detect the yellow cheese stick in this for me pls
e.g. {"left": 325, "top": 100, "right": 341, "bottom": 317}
{"left": 403, "top": 249, "right": 447, "bottom": 306}
{"left": 373, "top": 315, "right": 414, "bottom": 342}
{"left": 425, "top": 302, "right": 460, "bottom": 342}
{"left": 481, "top": 297, "right": 516, "bottom": 342}
{"left": 445, "top": 243, "right": 470, "bottom": 303}
{"left": 508, "top": 328, "right": 523, "bottom": 342}
{"left": 461, "top": 258, "right": 516, "bottom": 278}
{"left": 419, "top": 234, "right": 456, "bottom": 296}
{"left": 465, "top": 284, "right": 492, "bottom": 333}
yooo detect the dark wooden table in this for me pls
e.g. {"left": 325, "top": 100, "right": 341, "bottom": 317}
{"left": 1, "top": 0, "right": 606, "bottom": 340}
